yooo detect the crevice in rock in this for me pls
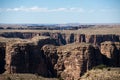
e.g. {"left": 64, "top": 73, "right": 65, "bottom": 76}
{"left": 0, "top": 45, "right": 6, "bottom": 74}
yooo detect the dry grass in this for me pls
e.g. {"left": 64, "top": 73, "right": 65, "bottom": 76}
{"left": 0, "top": 27, "right": 120, "bottom": 35}
{"left": 77, "top": 27, "right": 120, "bottom": 34}
{"left": 81, "top": 68, "right": 120, "bottom": 80}
{"left": 0, "top": 74, "right": 59, "bottom": 80}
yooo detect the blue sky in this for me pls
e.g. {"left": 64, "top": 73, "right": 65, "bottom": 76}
{"left": 0, "top": 0, "right": 120, "bottom": 24}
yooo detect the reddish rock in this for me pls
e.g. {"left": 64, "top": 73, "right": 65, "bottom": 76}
{"left": 4, "top": 36, "right": 57, "bottom": 77}
{"left": 41, "top": 44, "right": 58, "bottom": 77}
{"left": 101, "top": 41, "right": 120, "bottom": 67}
{"left": 1, "top": 32, "right": 120, "bottom": 45}
{"left": 55, "top": 43, "right": 101, "bottom": 80}
{"left": 0, "top": 33, "right": 119, "bottom": 80}
{"left": 5, "top": 41, "right": 33, "bottom": 73}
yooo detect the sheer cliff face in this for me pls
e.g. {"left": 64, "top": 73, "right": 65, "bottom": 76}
{"left": 0, "top": 42, "right": 6, "bottom": 74}
{"left": 2, "top": 36, "right": 58, "bottom": 77}
{"left": 0, "top": 35, "right": 120, "bottom": 80}
{"left": 101, "top": 41, "right": 120, "bottom": 67}
{"left": 54, "top": 43, "right": 101, "bottom": 80}
{"left": 1, "top": 32, "right": 120, "bottom": 45}
{"left": 5, "top": 42, "right": 33, "bottom": 73}
{"left": 41, "top": 45, "right": 58, "bottom": 77}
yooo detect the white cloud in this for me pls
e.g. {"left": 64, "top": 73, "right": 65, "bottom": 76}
{"left": 0, "top": 6, "right": 119, "bottom": 13}
{"left": 69, "top": 8, "right": 84, "bottom": 12}
{"left": 7, "top": 6, "right": 29, "bottom": 11}
{"left": 29, "top": 6, "right": 48, "bottom": 12}
{"left": 49, "top": 8, "right": 67, "bottom": 12}
{"left": 4, "top": 6, "right": 84, "bottom": 12}
{"left": 56, "top": 8, "right": 67, "bottom": 11}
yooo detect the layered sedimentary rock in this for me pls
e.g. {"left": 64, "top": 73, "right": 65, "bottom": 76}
{"left": 54, "top": 43, "right": 102, "bottom": 80}
{"left": 0, "top": 36, "right": 58, "bottom": 77}
{"left": 41, "top": 43, "right": 103, "bottom": 80}
{"left": 0, "top": 32, "right": 120, "bottom": 45}
{"left": 0, "top": 37, "right": 25, "bottom": 74}
{"left": 0, "top": 33, "right": 120, "bottom": 80}
{"left": 5, "top": 41, "right": 34, "bottom": 73}
{"left": 41, "top": 45, "right": 58, "bottom": 77}
{"left": 101, "top": 41, "right": 120, "bottom": 67}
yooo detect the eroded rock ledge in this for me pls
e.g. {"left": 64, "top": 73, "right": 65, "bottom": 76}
{"left": 0, "top": 36, "right": 57, "bottom": 77}
{"left": 0, "top": 31, "right": 120, "bottom": 46}
{"left": 0, "top": 36, "right": 120, "bottom": 80}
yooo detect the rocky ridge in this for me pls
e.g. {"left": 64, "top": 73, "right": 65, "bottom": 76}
{"left": 0, "top": 28, "right": 120, "bottom": 46}
{"left": 0, "top": 29, "right": 120, "bottom": 80}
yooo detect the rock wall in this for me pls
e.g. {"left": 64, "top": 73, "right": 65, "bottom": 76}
{"left": 5, "top": 41, "right": 33, "bottom": 73}
{"left": 0, "top": 42, "right": 6, "bottom": 74}
{"left": 101, "top": 41, "right": 120, "bottom": 67}
{"left": 0, "top": 32, "right": 120, "bottom": 45}
{"left": 40, "top": 41, "right": 119, "bottom": 80}
{"left": 54, "top": 43, "right": 101, "bottom": 80}
{"left": 0, "top": 36, "right": 58, "bottom": 77}
{"left": 0, "top": 35, "right": 120, "bottom": 80}
{"left": 41, "top": 45, "right": 58, "bottom": 77}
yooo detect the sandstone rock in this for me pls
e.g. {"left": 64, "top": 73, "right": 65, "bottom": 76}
{"left": 41, "top": 45, "right": 58, "bottom": 77}
{"left": 101, "top": 41, "right": 120, "bottom": 67}
{"left": 5, "top": 41, "right": 33, "bottom": 73}
{"left": 32, "top": 36, "right": 58, "bottom": 47}
{"left": 0, "top": 37, "right": 25, "bottom": 74}
{"left": 1, "top": 32, "right": 120, "bottom": 46}
{"left": 55, "top": 43, "right": 101, "bottom": 80}
{"left": 0, "top": 34, "right": 120, "bottom": 80}
{"left": 36, "top": 42, "right": 102, "bottom": 79}
{"left": 1, "top": 36, "right": 57, "bottom": 77}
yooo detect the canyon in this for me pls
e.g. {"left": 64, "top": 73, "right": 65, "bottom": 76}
{"left": 0, "top": 27, "right": 120, "bottom": 80}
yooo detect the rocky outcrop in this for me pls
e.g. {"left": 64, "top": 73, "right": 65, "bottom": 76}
{"left": 40, "top": 42, "right": 103, "bottom": 80}
{"left": 41, "top": 45, "right": 58, "bottom": 77}
{"left": 0, "top": 37, "right": 25, "bottom": 74}
{"left": 0, "top": 34, "right": 120, "bottom": 80}
{"left": 0, "top": 32, "right": 120, "bottom": 45}
{"left": 101, "top": 41, "right": 120, "bottom": 67}
{"left": 0, "top": 36, "right": 57, "bottom": 77}
{"left": 54, "top": 43, "right": 102, "bottom": 80}
{"left": 5, "top": 41, "right": 34, "bottom": 73}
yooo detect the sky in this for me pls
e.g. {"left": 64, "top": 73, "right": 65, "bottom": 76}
{"left": 0, "top": 0, "right": 120, "bottom": 24}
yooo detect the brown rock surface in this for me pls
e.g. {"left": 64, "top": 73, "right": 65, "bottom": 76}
{"left": 0, "top": 37, "right": 25, "bottom": 74}
{"left": 0, "top": 29, "right": 120, "bottom": 45}
{"left": 5, "top": 41, "right": 33, "bottom": 73}
{"left": 0, "top": 32, "right": 120, "bottom": 80}
{"left": 0, "top": 36, "right": 57, "bottom": 77}
{"left": 55, "top": 43, "right": 101, "bottom": 80}
{"left": 41, "top": 45, "right": 58, "bottom": 77}
{"left": 101, "top": 41, "right": 120, "bottom": 67}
